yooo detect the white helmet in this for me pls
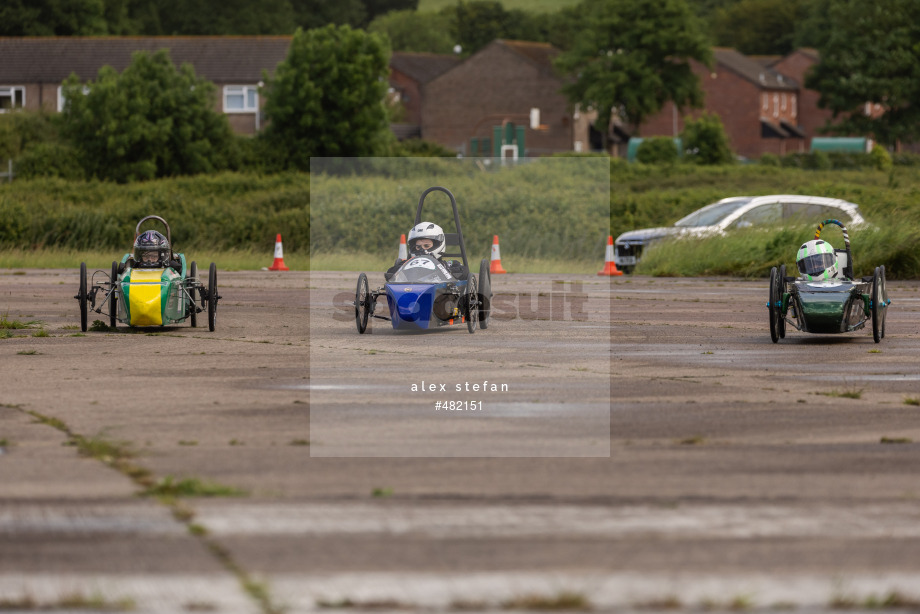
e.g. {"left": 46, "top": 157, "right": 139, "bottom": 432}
{"left": 796, "top": 239, "right": 838, "bottom": 280}
{"left": 407, "top": 221, "right": 446, "bottom": 258}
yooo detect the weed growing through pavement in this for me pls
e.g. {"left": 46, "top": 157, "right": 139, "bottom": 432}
{"left": 31, "top": 328, "right": 50, "bottom": 337}
{"left": 880, "top": 437, "right": 912, "bottom": 444}
{"left": 501, "top": 591, "right": 592, "bottom": 611}
{"left": 289, "top": 439, "right": 310, "bottom": 446}
{"left": 16, "top": 350, "right": 39, "bottom": 355}
{"left": 141, "top": 475, "right": 247, "bottom": 498}
{"left": 89, "top": 319, "right": 115, "bottom": 332}
{"left": 904, "top": 397, "right": 920, "bottom": 406}
{"left": 679, "top": 435, "right": 707, "bottom": 445}
{"left": 0, "top": 312, "right": 40, "bottom": 329}
{"left": 371, "top": 487, "right": 393, "bottom": 498}
{"left": 816, "top": 387, "right": 863, "bottom": 399}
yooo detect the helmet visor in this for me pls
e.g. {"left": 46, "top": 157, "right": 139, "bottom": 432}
{"left": 797, "top": 252, "right": 835, "bottom": 277}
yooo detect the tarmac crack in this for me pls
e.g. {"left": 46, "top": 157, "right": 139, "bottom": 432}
{"left": 15, "top": 407, "right": 284, "bottom": 614}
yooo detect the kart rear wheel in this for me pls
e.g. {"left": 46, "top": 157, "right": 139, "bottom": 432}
{"left": 465, "top": 275, "right": 478, "bottom": 334}
{"left": 208, "top": 263, "right": 218, "bottom": 332}
{"left": 355, "top": 273, "right": 370, "bottom": 334}
{"left": 478, "top": 258, "right": 491, "bottom": 329}
{"left": 768, "top": 266, "right": 780, "bottom": 343}
{"left": 78, "top": 262, "right": 88, "bottom": 332}
{"left": 777, "top": 264, "right": 787, "bottom": 339}
{"left": 871, "top": 266, "right": 886, "bottom": 343}
{"left": 109, "top": 261, "right": 119, "bottom": 329}
{"left": 189, "top": 261, "right": 198, "bottom": 328}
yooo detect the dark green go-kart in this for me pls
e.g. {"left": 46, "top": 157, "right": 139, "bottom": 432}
{"left": 768, "top": 219, "right": 890, "bottom": 343}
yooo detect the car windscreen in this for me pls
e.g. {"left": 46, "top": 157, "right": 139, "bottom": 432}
{"left": 391, "top": 255, "right": 454, "bottom": 284}
{"left": 674, "top": 198, "right": 753, "bottom": 227}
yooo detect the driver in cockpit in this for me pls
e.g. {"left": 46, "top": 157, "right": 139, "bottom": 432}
{"left": 385, "top": 222, "right": 468, "bottom": 281}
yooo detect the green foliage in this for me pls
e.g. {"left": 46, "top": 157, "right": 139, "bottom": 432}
{"left": 710, "top": 0, "right": 807, "bottom": 55}
{"left": 390, "top": 138, "right": 457, "bottom": 157}
{"left": 759, "top": 153, "right": 780, "bottom": 167}
{"left": 805, "top": 0, "right": 920, "bottom": 147}
{"left": 636, "top": 137, "right": 680, "bottom": 165}
{"left": 681, "top": 112, "right": 734, "bottom": 165}
{"left": 0, "top": 0, "right": 107, "bottom": 35}
{"left": 261, "top": 26, "right": 392, "bottom": 169}
{"left": 14, "top": 143, "right": 85, "bottom": 181}
{"left": 369, "top": 9, "right": 455, "bottom": 53}
{"left": 0, "top": 111, "right": 60, "bottom": 160}
{"left": 445, "top": 0, "right": 548, "bottom": 55}
{"left": 0, "top": 172, "right": 310, "bottom": 252}
{"left": 802, "top": 150, "right": 832, "bottom": 170}
{"left": 869, "top": 145, "right": 893, "bottom": 172}
{"left": 554, "top": 0, "right": 712, "bottom": 148}
{"left": 60, "top": 50, "right": 238, "bottom": 182}
{"left": 311, "top": 157, "right": 609, "bottom": 261}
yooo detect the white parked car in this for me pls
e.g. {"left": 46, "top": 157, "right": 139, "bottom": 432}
{"left": 613, "top": 195, "right": 866, "bottom": 273}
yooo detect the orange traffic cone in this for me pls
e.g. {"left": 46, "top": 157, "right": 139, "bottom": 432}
{"left": 268, "top": 234, "right": 289, "bottom": 271}
{"left": 597, "top": 235, "right": 622, "bottom": 276}
{"left": 490, "top": 235, "right": 508, "bottom": 274}
{"left": 398, "top": 234, "right": 408, "bottom": 260}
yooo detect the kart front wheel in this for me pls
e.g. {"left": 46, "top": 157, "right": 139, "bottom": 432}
{"left": 478, "top": 258, "right": 491, "bottom": 330}
{"left": 78, "top": 262, "right": 88, "bottom": 332}
{"left": 466, "top": 275, "right": 478, "bottom": 334}
{"left": 208, "top": 263, "right": 218, "bottom": 332}
{"left": 355, "top": 273, "right": 370, "bottom": 334}
{"left": 768, "top": 266, "right": 780, "bottom": 343}
{"left": 189, "top": 261, "right": 198, "bottom": 328}
{"left": 109, "top": 261, "right": 119, "bottom": 329}
{"left": 872, "top": 265, "right": 886, "bottom": 343}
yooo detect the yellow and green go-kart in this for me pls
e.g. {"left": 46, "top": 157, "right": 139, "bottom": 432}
{"left": 76, "top": 216, "right": 220, "bottom": 332}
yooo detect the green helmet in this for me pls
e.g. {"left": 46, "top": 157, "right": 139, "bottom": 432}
{"left": 796, "top": 239, "right": 838, "bottom": 281}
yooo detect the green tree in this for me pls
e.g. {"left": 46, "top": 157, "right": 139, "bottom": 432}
{"left": 0, "top": 0, "right": 107, "bottom": 35}
{"left": 60, "top": 50, "right": 237, "bottom": 182}
{"left": 711, "top": 0, "right": 807, "bottom": 56}
{"left": 805, "top": 0, "right": 920, "bottom": 147}
{"left": 292, "top": 0, "right": 366, "bottom": 30}
{"left": 369, "top": 9, "right": 454, "bottom": 53}
{"left": 443, "top": 1, "right": 549, "bottom": 56}
{"left": 681, "top": 112, "right": 734, "bottom": 164}
{"left": 261, "top": 25, "right": 391, "bottom": 168}
{"left": 554, "top": 0, "right": 712, "bottom": 150}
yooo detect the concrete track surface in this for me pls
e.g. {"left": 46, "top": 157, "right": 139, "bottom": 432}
{"left": 1, "top": 269, "right": 920, "bottom": 613}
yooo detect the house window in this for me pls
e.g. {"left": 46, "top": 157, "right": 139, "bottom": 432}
{"left": 223, "top": 85, "right": 258, "bottom": 113}
{"left": 57, "top": 85, "right": 90, "bottom": 112}
{"left": 781, "top": 94, "right": 787, "bottom": 111}
{"left": 791, "top": 95, "right": 797, "bottom": 118}
{"left": 0, "top": 86, "right": 25, "bottom": 112}
{"left": 773, "top": 93, "right": 779, "bottom": 118}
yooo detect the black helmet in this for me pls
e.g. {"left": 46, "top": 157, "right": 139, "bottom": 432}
{"left": 134, "top": 230, "right": 170, "bottom": 268}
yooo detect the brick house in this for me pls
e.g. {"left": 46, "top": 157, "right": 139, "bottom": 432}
{"left": 388, "top": 51, "right": 462, "bottom": 140}
{"left": 421, "top": 39, "right": 590, "bottom": 156}
{"left": 641, "top": 48, "right": 805, "bottom": 159}
{"left": 0, "top": 36, "right": 291, "bottom": 135}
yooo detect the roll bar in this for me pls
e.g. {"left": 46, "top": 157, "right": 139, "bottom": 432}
{"left": 815, "top": 219, "right": 853, "bottom": 280}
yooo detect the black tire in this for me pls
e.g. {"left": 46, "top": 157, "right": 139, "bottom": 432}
{"left": 208, "top": 262, "right": 218, "bottom": 332}
{"left": 355, "top": 273, "right": 370, "bottom": 334}
{"left": 109, "top": 261, "right": 119, "bottom": 329}
{"left": 78, "top": 262, "right": 88, "bottom": 332}
{"left": 466, "top": 275, "right": 478, "bottom": 334}
{"left": 477, "top": 258, "right": 491, "bottom": 329}
{"left": 769, "top": 266, "right": 779, "bottom": 343}
{"left": 189, "top": 261, "right": 198, "bottom": 328}
{"left": 777, "top": 264, "right": 786, "bottom": 339}
{"left": 872, "top": 266, "right": 883, "bottom": 343}
{"left": 879, "top": 265, "right": 887, "bottom": 339}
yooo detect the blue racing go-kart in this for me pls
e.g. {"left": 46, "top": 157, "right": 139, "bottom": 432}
{"left": 354, "top": 186, "right": 492, "bottom": 334}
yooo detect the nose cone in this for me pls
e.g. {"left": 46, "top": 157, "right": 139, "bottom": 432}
{"left": 386, "top": 284, "right": 435, "bottom": 329}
